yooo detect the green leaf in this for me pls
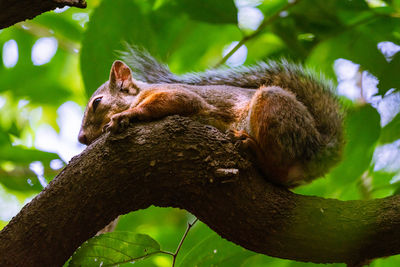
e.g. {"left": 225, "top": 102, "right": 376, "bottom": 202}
{"left": 329, "top": 104, "right": 381, "bottom": 186}
{"left": 307, "top": 29, "right": 387, "bottom": 80}
{"left": 0, "top": 170, "right": 43, "bottom": 193}
{"left": 241, "top": 254, "right": 279, "bottom": 267}
{"left": 378, "top": 52, "right": 400, "bottom": 94}
{"left": 370, "top": 171, "right": 397, "bottom": 198}
{"left": 33, "top": 11, "right": 83, "bottom": 43}
{"left": 372, "top": 253, "right": 400, "bottom": 267}
{"left": 69, "top": 232, "right": 161, "bottom": 267}
{"left": 116, "top": 207, "right": 191, "bottom": 253}
{"left": 258, "top": 0, "right": 290, "bottom": 17}
{"left": 0, "top": 128, "right": 11, "bottom": 147}
{"left": 0, "top": 146, "right": 59, "bottom": 164}
{"left": 178, "top": 233, "right": 255, "bottom": 267}
{"left": 164, "top": 0, "right": 238, "bottom": 24}
{"left": 380, "top": 111, "right": 400, "bottom": 144}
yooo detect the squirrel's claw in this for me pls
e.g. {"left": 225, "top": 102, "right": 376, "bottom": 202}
{"left": 103, "top": 113, "right": 131, "bottom": 134}
{"left": 102, "top": 121, "right": 115, "bottom": 133}
{"left": 227, "top": 129, "right": 261, "bottom": 155}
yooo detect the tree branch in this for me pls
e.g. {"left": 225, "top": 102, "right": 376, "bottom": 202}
{"left": 0, "top": 0, "right": 87, "bottom": 29}
{"left": 0, "top": 116, "right": 399, "bottom": 266}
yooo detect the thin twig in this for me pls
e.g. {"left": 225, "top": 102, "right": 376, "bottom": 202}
{"left": 215, "top": 0, "right": 301, "bottom": 68}
{"left": 172, "top": 218, "right": 199, "bottom": 267}
{"left": 159, "top": 250, "right": 175, "bottom": 256}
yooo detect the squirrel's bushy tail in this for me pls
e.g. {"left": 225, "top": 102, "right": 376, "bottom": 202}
{"left": 120, "top": 45, "right": 344, "bottom": 176}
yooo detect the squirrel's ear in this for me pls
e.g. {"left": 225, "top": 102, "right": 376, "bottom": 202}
{"left": 109, "top": 60, "right": 139, "bottom": 94}
{"left": 109, "top": 60, "right": 132, "bottom": 85}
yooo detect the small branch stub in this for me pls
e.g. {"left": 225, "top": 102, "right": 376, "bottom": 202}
{"left": 215, "top": 168, "right": 239, "bottom": 176}
{"left": 215, "top": 168, "right": 240, "bottom": 183}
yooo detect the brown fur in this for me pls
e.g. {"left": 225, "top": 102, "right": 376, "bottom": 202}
{"left": 248, "top": 86, "right": 322, "bottom": 186}
{"left": 79, "top": 60, "right": 343, "bottom": 188}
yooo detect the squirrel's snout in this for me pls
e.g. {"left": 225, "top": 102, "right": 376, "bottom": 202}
{"left": 78, "top": 132, "right": 88, "bottom": 145}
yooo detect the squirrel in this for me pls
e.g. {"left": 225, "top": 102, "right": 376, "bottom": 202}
{"left": 78, "top": 47, "right": 344, "bottom": 187}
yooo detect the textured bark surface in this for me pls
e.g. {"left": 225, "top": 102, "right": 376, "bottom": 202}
{"left": 0, "top": 116, "right": 399, "bottom": 266}
{"left": 0, "top": 0, "right": 86, "bottom": 29}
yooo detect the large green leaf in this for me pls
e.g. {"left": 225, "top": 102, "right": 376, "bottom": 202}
{"left": 378, "top": 52, "right": 400, "bottom": 94}
{"left": 0, "top": 171, "right": 43, "bottom": 193}
{"left": 69, "top": 232, "right": 161, "bottom": 266}
{"left": 177, "top": 233, "right": 255, "bottom": 267}
{"left": 329, "top": 104, "right": 381, "bottom": 186}
{"left": 0, "top": 146, "right": 59, "bottom": 164}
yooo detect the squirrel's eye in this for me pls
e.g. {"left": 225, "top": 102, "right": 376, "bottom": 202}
{"left": 92, "top": 97, "right": 102, "bottom": 112}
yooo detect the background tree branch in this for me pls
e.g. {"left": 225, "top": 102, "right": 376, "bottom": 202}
{"left": 0, "top": 116, "right": 399, "bottom": 266}
{"left": 0, "top": 0, "right": 87, "bottom": 29}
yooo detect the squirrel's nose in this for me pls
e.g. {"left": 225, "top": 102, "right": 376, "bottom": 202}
{"left": 78, "top": 132, "right": 88, "bottom": 145}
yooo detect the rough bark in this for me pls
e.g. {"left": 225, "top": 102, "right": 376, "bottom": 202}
{"left": 0, "top": 0, "right": 87, "bottom": 29}
{"left": 0, "top": 116, "right": 399, "bottom": 266}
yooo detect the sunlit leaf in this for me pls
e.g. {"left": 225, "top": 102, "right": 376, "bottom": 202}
{"left": 371, "top": 253, "right": 400, "bottom": 267}
{"left": 69, "top": 232, "right": 161, "bottom": 267}
{"left": 258, "top": 0, "right": 290, "bottom": 17}
{"left": 178, "top": 233, "right": 255, "bottom": 267}
{"left": 370, "top": 171, "right": 397, "bottom": 198}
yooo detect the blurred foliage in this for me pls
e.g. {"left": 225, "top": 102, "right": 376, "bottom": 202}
{"left": 1, "top": 0, "right": 400, "bottom": 266}
{"left": 69, "top": 232, "right": 162, "bottom": 266}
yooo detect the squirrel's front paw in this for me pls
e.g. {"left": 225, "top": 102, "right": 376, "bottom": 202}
{"left": 103, "top": 113, "right": 131, "bottom": 133}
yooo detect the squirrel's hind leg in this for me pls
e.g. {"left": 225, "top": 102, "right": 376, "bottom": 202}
{"left": 248, "top": 85, "right": 322, "bottom": 187}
